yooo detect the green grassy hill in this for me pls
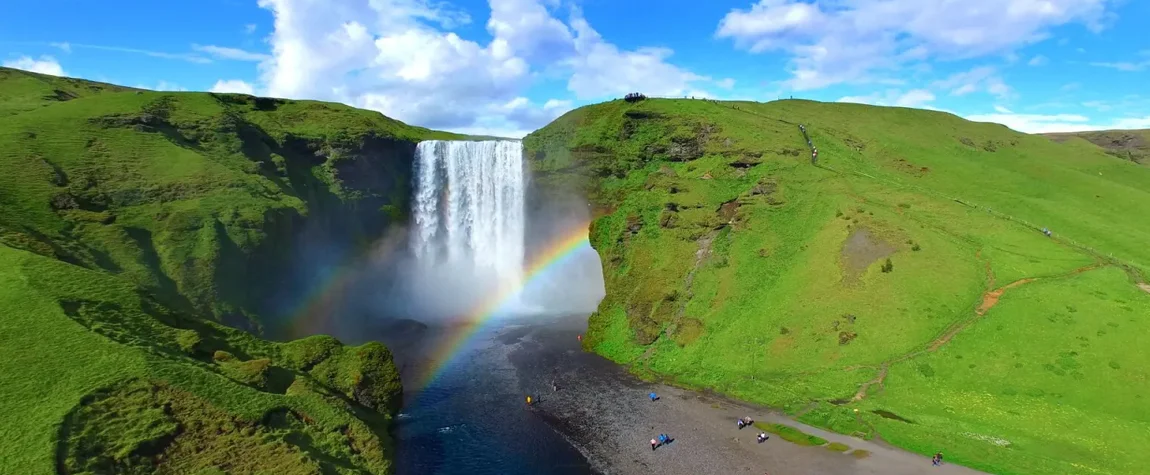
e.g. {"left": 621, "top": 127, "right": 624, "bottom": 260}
{"left": 0, "top": 67, "right": 451, "bottom": 473}
{"left": 526, "top": 98, "right": 1150, "bottom": 475}
{"left": 1045, "top": 129, "right": 1150, "bottom": 166}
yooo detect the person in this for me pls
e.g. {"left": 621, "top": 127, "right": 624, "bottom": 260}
{"left": 738, "top": 418, "right": 746, "bottom": 429}
{"left": 659, "top": 434, "right": 670, "bottom": 445}
{"left": 933, "top": 452, "right": 943, "bottom": 466}
{"left": 651, "top": 438, "right": 658, "bottom": 451}
{"left": 526, "top": 395, "right": 533, "bottom": 406}
{"left": 649, "top": 392, "right": 659, "bottom": 401}
{"left": 757, "top": 432, "right": 769, "bottom": 443}
{"left": 552, "top": 380, "right": 559, "bottom": 392}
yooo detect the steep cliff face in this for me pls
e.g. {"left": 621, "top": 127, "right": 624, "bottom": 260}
{"left": 524, "top": 97, "right": 1150, "bottom": 475}
{"left": 0, "top": 67, "right": 452, "bottom": 474}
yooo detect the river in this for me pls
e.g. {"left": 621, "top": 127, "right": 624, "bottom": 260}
{"left": 384, "top": 315, "right": 598, "bottom": 475}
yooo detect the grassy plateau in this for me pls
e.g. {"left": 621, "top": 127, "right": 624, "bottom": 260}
{"left": 525, "top": 97, "right": 1150, "bottom": 475}
{"left": 0, "top": 67, "right": 461, "bottom": 473}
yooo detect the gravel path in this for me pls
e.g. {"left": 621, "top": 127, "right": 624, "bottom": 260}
{"left": 501, "top": 316, "right": 988, "bottom": 475}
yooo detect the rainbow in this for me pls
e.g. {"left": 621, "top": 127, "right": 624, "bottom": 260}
{"left": 414, "top": 226, "right": 593, "bottom": 388}
{"left": 284, "top": 225, "right": 595, "bottom": 389}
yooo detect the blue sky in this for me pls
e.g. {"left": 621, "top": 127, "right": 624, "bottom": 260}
{"left": 3, "top": 0, "right": 1149, "bottom": 137}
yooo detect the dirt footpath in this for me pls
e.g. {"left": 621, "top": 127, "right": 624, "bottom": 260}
{"left": 503, "top": 317, "right": 987, "bottom": 475}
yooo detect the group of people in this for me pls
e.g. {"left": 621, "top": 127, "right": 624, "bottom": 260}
{"left": 736, "top": 416, "right": 755, "bottom": 429}
{"left": 737, "top": 416, "right": 770, "bottom": 444}
{"left": 798, "top": 124, "right": 818, "bottom": 164}
{"left": 650, "top": 433, "right": 672, "bottom": 450}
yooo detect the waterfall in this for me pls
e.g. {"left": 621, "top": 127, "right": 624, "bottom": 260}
{"left": 411, "top": 140, "right": 526, "bottom": 303}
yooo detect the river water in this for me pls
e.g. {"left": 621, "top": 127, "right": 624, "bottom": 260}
{"left": 389, "top": 316, "right": 597, "bottom": 475}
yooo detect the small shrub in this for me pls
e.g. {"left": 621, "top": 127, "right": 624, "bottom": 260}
{"left": 826, "top": 442, "right": 850, "bottom": 452}
{"left": 221, "top": 358, "right": 272, "bottom": 388}
{"left": 838, "top": 331, "right": 858, "bottom": 345}
{"left": 175, "top": 329, "right": 201, "bottom": 354}
{"left": 898, "top": 203, "right": 910, "bottom": 209}
{"left": 212, "top": 350, "right": 234, "bottom": 362}
{"left": 836, "top": 210, "right": 843, "bottom": 217}
{"left": 1109, "top": 361, "right": 1121, "bottom": 370}
{"left": 881, "top": 258, "right": 894, "bottom": 273}
{"left": 911, "top": 243, "right": 921, "bottom": 251}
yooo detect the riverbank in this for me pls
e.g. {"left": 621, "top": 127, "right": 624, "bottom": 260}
{"left": 502, "top": 315, "right": 987, "bottom": 475}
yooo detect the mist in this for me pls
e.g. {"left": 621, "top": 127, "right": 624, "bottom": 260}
{"left": 274, "top": 140, "right": 605, "bottom": 346}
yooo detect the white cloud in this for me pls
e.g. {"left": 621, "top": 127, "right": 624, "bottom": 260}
{"left": 716, "top": 0, "right": 1113, "bottom": 89}
{"left": 716, "top": 78, "right": 736, "bottom": 89}
{"left": 1090, "top": 59, "right": 1150, "bottom": 71}
{"left": 837, "top": 88, "right": 937, "bottom": 108}
{"left": 210, "top": 79, "right": 256, "bottom": 94}
{"left": 134, "top": 81, "right": 188, "bottom": 91}
{"left": 1028, "top": 55, "right": 1048, "bottom": 66}
{"left": 965, "top": 111, "right": 1150, "bottom": 133}
{"left": 932, "top": 66, "right": 1013, "bottom": 99}
{"left": 566, "top": 11, "right": 707, "bottom": 100}
{"left": 2, "top": 55, "right": 65, "bottom": 76}
{"left": 994, "top": 105, "right": 1013, "bottom": 114}
{"left": 255, "top": 0, "right": 708, "bottom": 133}
{"left": 245, "top": 24, "right": 258, "bottom": 34}
{"left": 1081, "top": 100, "right": 1110, "bottom": 111}
{"left": 965, "top": 112, "right": 1091, "bottom": 133}
{"left": 54, "top": 43, "right": 211, "bottom": 63}
{"left": 894, "top": 89, "right": 936, "bottom": 107}
{"left": 192, "top": 44, "right": 271, "bottom": 61}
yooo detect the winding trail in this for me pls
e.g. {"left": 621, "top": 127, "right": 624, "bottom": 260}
{"left": 847, "top": 256, "right": 1108, "bottom": 402}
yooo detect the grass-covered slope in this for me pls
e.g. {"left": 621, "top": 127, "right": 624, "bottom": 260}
{"left": 0, "top": 67, "right": 459, "bottom": 328}
{"left": 525, "top": 98, "right": 1150, "bottom": 475}
{"left": 0, "top": 67, "right": 445, "bottom": 473}
{"left": 1045, "top": 128, "right": 1150, "bottom": 166}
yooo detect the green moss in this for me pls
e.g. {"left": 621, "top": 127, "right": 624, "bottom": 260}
{"left": 826, "top": 442, "right": 851, "bottom": 452}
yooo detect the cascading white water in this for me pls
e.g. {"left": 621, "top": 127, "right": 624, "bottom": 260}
{"left": 411, "top": 140, "right": 526, "bottom": 307}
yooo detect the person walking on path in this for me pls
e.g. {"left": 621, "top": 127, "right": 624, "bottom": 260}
{"left": 932, "top": 452, "right": 944, "bottom": 466}
{"left": 651, "top": 438, "right": 658, "bottom": 451}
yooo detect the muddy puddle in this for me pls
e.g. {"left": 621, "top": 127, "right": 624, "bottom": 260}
{"left": 841, "top": 227, "right": 897, "bottom": 281}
